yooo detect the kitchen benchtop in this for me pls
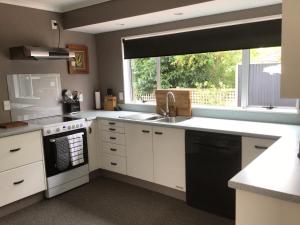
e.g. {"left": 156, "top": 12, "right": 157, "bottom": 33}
{"left": 0, "top": 123, "right": 43, "bottom": 138}
{"left": 69, "top": 110, "right": 295, "bottom": 138}
{"left": 70, "top": 110, "right": 300, "bottom": 204}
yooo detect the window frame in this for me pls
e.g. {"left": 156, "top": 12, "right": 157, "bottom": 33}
{"left": 123, "top": 49, "right": 299, "bottom": 112}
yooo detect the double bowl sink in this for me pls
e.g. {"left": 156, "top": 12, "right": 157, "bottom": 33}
{"left": 119, "top": 113, "right": 191, "bottom": 124}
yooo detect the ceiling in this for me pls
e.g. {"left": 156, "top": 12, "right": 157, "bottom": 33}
{"left": 69, "top": 0, "right": 282, "bottom": 34}
{"left": 0, "top": 0, "right": 111, "bottom": 12}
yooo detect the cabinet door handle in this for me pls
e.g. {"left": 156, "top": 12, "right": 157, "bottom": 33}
{"left": 110, "top": 148, "right": 117, "bottom": 152}
{"left": 142, "top": 130, "right": 150, "bottom": 133}
{"left": 110, "top": 162, "right": 117, "bottom": 166}
{"left": 108, "top": 122, "right": 116, "bottom": 125}
{"left": 254, "top": 145, "right": 268, "bottom": 150}
{"left": 110, "top": 137, "right": 116, "bottom": 140}
{"left": 88, "top": 127, "right": 92, "bottom": 134}
{"left": 10, "top": 148, "right": 21, "bottom": 153}
{"left": 109, "top": 128, "right": 116, "bottom": 131}
{"left": 13, "top": 179, "right": 24, "bottom": 185}
{"left": 155, "top": 132, "right": 163, "bottom": 135}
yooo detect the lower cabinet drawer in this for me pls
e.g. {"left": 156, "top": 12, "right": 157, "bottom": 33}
{"left": 102, "top": 131, "right": 126, "bottom": 145}
{"left": 102, "top": 125, "right": 125, "bottom": 134}
{"left": 242, "top": 137, "right": 276, "bottom": 168}
{"left": 0, "top": 161, "right": 46, "bottom": 207}
{"left": 103, "top": 142, "right": 126, "bottom": 157}
{"left": 0, "top": 131, "right": 43, "bottom": 173}
{"left": 102, "top": 154, "right": 126, "bottom": 175}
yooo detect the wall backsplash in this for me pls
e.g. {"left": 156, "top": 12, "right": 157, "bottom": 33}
{"left": 0, "top": 3, "right": 99, "bottom": 123}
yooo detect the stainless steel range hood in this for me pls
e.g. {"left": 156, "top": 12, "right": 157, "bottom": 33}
{"left": 9, "top": 46, "right": 75, "bottom": 60}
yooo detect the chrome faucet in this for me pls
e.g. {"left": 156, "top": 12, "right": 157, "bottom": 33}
{"left": 165, "top": 91, "right": 175, "bottom": 117}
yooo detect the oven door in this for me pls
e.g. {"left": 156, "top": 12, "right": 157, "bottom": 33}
{"left": 43, "top": 128, "right": 88, "bottom": 177}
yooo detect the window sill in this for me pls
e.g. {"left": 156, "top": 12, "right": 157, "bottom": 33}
{"left": 123, "top": 102, "right": 299, "bottom": 115}
{"left": 192, "top": 105, "right": 299, "bottom": 115}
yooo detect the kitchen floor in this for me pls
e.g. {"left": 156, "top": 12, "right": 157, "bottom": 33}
{"left": 0, "top": 177, "right": 234, "bottom": 225}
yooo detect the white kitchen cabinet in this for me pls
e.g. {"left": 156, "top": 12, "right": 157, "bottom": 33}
{"left": 99, "top": 119, "right": 126, "bottom": 174}
{"left": 0, "top": 131, "right": 43, "bottom": 172}
{"left": 153, "top": 126, "right": 185, "bottom": 191}
{"left": 86, "top": 119, "right": 100, "bottom": 172}
{"left": 125, "top": 123, "right": 153, "bottom": 182}
{"left": 236, "top": 190, "right": 300, "bottom": 225}
{"left": 242, "top": 137, "right": 276, "bottom": 168}
{"left": 102, "top": 131, "right": 126, "bottom": 145}
{"left": 281, "top": 0, "right": 300, "bottom": 98}
{"left": 102, "top": 153, "right": 126, "bottom": 175}
{"left": 0, "top": 161, "right": 46, "bottom": 207}
{"left": 0, "top": 131, "right": 46, "bottom": 207}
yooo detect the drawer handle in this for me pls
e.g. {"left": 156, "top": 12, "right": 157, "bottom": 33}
{"left": 13, "top": 180, "right": 24, "bottom": 185}
{"left": 110, "top": 148, "right": 117, "bottom": 152}
{"left": 109, "top": 128, "right": 116, "bottom": 131}
{"left": 155, "top": 132, "right": 163, "bottom": 135}
{"left": 110, "top": 162, "right": 117, "bottom": 166}
{"left": 88, "top": 127, "right": 92, "bottom": 134}
{"left": 254, "top": 145, "right": 268, "bottom": 150}
{"left": 176, "top": 186, "right": 183, "bottom": 190}
{"left": 10, "top": 148, "right": 21, "bottom": 153}
{"left": 108, "top": 122, "right": 116, "bottom": 125}
{"left": 110, "top": 137, "right": 116, "bottom": 140}
{"left": 142, "top": 130, "right": 150, "bottom": 133}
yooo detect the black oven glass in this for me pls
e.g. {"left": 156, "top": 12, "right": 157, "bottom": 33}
{"left": 43, "top": 128, "right": 88, "bottom": 177}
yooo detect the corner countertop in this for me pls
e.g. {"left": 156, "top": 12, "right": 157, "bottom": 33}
{"left": 0, "top": 124, "right": 43, "bottom": 138}
{"left": 69, "top": 110, "right": 300, "bottom": 204}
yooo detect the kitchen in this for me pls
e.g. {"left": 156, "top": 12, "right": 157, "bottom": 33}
{"left": 0, "top": 0, "right": 300, "bottom": 225}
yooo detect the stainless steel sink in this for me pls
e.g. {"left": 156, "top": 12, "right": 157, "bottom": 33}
{"left": 145, "top": 115, "right": 164, "bottom": 121}
{"left": 119, "top": 113, "right": 163, "bottom": 121}
{"left": 155, "top": 116, "right": 191, "bottom": 123}
{"left": 119, "top": 113, "right": 190, "bottom": 123}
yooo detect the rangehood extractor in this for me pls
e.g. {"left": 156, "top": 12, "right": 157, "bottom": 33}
{"left": 9, "top": 46, "right": 75, "bottom": 60}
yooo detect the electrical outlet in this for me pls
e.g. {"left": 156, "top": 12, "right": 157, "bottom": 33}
{"left": 3, "top": 100, "right": 11, "bottom": 111}
{"left": 79, "top": 93, "right": 83, "bottom": 102}
{"left": 118, "top": 92, "right": 124, "bottom": 101}
{"left": 51, "top": 20, "right": 58, "bottom": 30}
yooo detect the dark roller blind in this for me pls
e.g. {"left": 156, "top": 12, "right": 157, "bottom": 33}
{"left": 123, "top": 19, "right": 281, "bottom": 59}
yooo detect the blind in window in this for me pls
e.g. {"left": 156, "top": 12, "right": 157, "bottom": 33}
{"left": 123, "top": 19, "right": 281, "bottom": 59}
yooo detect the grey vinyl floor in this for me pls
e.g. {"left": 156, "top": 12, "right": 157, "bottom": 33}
{"left": 0, "top": 177, "right": 234, "bottom": 225}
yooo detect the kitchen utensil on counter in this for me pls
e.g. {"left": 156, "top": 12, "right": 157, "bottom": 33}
{"left": 104, "top": 96, "right": 116, "bottom": 111}
{"left": 0, "top": 121, "right": 28, "bottom": 129}
{"left": 95, "top": 91, "right": 101, "bottom": 109}
{"left": 62, "top": 89, "right": 81, "bottom": 113}
{"left": 155, "top": 90, "right": 192, "bottom": 117}
{"left": 107, "top": 88, "right": 113, "bottom": 96}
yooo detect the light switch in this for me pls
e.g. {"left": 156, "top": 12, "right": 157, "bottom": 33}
{"left": 3, "top": 100, "right": 11, "bottom": 111}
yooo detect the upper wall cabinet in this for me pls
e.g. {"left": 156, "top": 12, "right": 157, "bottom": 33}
{"left": 281, "top": 0, "right": 300, "bottom": 98}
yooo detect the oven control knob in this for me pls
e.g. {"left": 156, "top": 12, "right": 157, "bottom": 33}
{"left": 56, "top": 128, "right": 60, "bottom": 132}
{"left": 68, "top": 125, "right": 71, "bottom": 130}
{"left": 76, "top": 124, "right": 79, "bottom": 128}
{"left": 72, "top": 125, "right": 75, "bottom": 129}
{"left": 46, "top": 129, "right": 51, "bottom": 134}
{"left": 80, "top": 123, "right": 83, "bottom": 127}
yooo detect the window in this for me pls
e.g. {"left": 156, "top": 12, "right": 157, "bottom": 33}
{"left": 247, "top": 47, "right": 297, "bottom": 108}
{"left": 124, "top": 47, "right": 297, "bottom": 110}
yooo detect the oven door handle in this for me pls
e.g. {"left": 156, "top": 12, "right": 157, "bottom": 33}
{"left": 49, "top": 132, "right": 85, "bottom": 143}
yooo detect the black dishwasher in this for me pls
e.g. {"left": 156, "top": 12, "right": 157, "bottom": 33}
{"left": 185, "top": 130, "right": 241, "bottom": 219}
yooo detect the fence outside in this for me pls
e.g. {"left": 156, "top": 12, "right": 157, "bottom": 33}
{"left": 135, "top": 63, "right": 297, "bottom": 108}
{"left": 135, "top": 88, "right": 237, "bottom": 106}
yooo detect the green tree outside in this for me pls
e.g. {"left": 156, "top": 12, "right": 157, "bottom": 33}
{"left": 130, "top": 47, "right": 280, "bottom": 98}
